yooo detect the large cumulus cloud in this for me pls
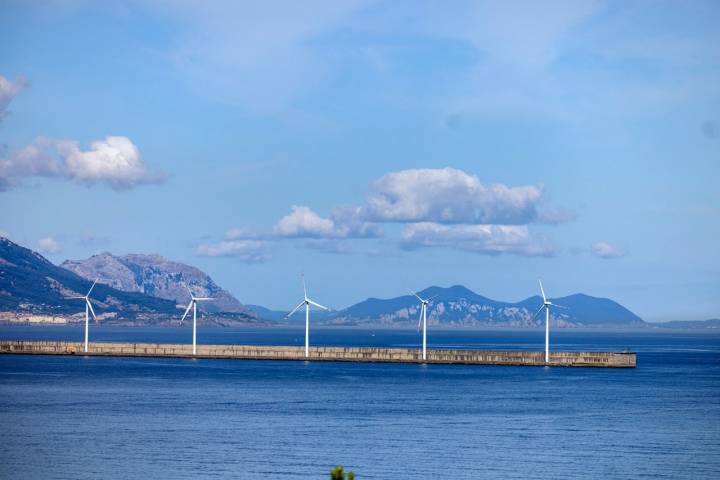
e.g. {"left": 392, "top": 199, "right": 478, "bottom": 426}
{"left": 365, "top": 168, "right": 543, "bottom": 224}
{"left": 0, "top": 136, "right": 164, "bottom": 191}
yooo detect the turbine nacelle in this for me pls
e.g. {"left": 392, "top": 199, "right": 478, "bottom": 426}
{"left": 408, "top": 289, "right": 436, "bottom": 305}
{"left": 180, "top": 284, "right": 213, "bottom": 324}
{"left": 66, "top": 279, "right": 99, "bottom": 323}
{"left": 286, "top": 275, "right": 329, "bottom": 319}
{"left": 532, "top": 279, "right": 568, "bottom": 320}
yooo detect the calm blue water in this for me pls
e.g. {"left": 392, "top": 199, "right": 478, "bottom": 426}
{"left": 1, "top": 326, "right": 719, "bottom": 479}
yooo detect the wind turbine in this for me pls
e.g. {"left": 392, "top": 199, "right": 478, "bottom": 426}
{"left": 180, "top": 285, "right": 213, "bottom": 355}
{"left": 409, "top": 289, "right": 436, "bottom": 361}
{"left": 286, "top": 275, "right": 328, "bottom": 358}
{"left": 531, "top": 279, "right": 567, "bottom": 363}
{"left": 66, "top": 279, "right": 98, "bottom": 353}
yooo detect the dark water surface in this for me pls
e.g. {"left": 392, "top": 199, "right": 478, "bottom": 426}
{"left": 1, "top": 326, "right": 719, "bottom": 479}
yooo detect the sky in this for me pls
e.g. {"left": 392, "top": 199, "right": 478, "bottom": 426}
{"left": 0, "top": 0, "right": 718, "bottom": 321}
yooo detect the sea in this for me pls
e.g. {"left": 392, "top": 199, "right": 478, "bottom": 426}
{"left": 0, "top": 325, "right": 718, "bottom": 479}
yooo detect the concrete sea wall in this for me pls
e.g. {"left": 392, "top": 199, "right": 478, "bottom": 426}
{"left": 0, "top": 340, "right": 636, "bottom": 367}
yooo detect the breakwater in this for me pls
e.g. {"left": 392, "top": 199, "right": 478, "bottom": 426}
{"left": 0, "top": 340, "right": 636, "bottom": 367}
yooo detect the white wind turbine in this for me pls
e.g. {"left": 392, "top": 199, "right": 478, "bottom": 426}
{"left": 409, "top": 289, "right": 436, "bottom": 361}
{"left": 286, "top": 275, "right": 328, "bottom": 358}
{"left": 180, "top": 285, "right": 213, "bottom": 355}
{"left": 531, "top": 279, "right": 567, "bottom": 363}
{"left": 66, "top": 279, "right": 98, "bottom": 353}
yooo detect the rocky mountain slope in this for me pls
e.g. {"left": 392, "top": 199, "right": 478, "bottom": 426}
{"left": 62, "top": 252, "right": 253, "bottom": 315}
{"left": 0, "top": 237, "right": 261, "bottom": 325}
{"left": 0, "top": 237, "right": 175, "bottom": 320}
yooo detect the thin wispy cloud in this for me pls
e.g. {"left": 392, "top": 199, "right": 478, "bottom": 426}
{"left": 152, "top": 0, "right": 372, "bottom": 113}
{"left": 537, "top": 207, "right": 578, "bottom": 225}
{"left": 0, "top": 74, "right": 27, "bottom": 122}
{"left": 37, "top": 237, "right": 61, "bottom": 254}
{"left": 123, "top": 1, "right": 720, "bottom": 126}
{"left": 195, "top": 239, "right": 270, "bottom": 262}
{"left": 0, "top": 136, "right": 165, "bottom": 191}
{"left": 302, "top": 239, "right": 354, "bottom": 255}
{"left": 592, "top": 241, "right": 625, "bottom": 259}
{"left": 400, "top": 222, "right": 554, "bottom": 257}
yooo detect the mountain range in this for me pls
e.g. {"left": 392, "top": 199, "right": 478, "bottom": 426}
{"left": 653, "top": 319, "right": 720, "bottom": 329}
{"left": 1, "top": 236, "right": 699, "bottom": 328}
{"left": 256, "top": 284, "right": 645, "bottom": 327}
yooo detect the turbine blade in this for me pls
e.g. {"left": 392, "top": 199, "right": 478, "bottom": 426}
{"left": 180, "top": 301, "right": 193, "bottom": 323}
{"left": 308, "top": 299, "right": 328, "bottom": 310}
{"left": 538, "top": 279, "right": 546, "bottom": 302}
{"left": 417, "top": 304, "right": 423, "bottom": 332}
{"left": 193, "top": 297, "right": 213, "bottom": 301}
{"left": 87, "top": 299, "right": 97, "bottom": 320}
{"left": 302, "top": 274, "right": 307, "bottom": 300}
{"left": 183, "top": 282, "right": 194, "bottom": 299}
{"left": 286, "top": 301, "right": 305, "bottom": 318}
{"left": 531, "top": 305, "right": 544, "bottom": 320}
{"left": 66, "top": 296, "right": 85, "bottom": 299}
{"left": 407, "top": 288, "right": 424, "bottom": 302}
{"left": 86, "top": 278, "right": 98, "bottom": 297}
{"left": 552, "top": 303, "right": 568, "bottom": 310}
{"left": 427, "top": 295, "right": 438, "bottom": 302}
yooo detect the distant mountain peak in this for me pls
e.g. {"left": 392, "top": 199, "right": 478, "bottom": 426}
{"left": 61, "top": 251, "right": 253, "bottom": 315}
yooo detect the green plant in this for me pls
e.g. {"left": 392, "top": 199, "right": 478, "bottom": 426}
{"left": 330, "top": 465, "right": 356, "bottom": 479}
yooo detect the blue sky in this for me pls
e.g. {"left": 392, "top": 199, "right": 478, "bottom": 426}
{"left": 1, "top": 0, "right": 718, "bottom": 321}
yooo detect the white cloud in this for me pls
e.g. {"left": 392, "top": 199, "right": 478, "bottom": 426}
{"left": 400, "top": 222, "right": 554, "bottom": 257}
{"left": 274, "top": 205, "right": 336, "bottom": 237}
{"left": 225, "top": 228, "right": 264, "bottom": 240}
{"left": 273, "top": 205, "right": 381, "bottom": 239}
{"left": 0, "top": 75, "right": 27, "bottom": 122}
{"left": 537, "top": 207, "right": 577, "bottom": 224}
{"left": 220, "top": 167, "right": 567, "bottom": 256}
{"left": 0, "top": 136, "right": 164, "bottom": 191}
{"left": 195, "top": 239, "right": 269, "bottom": 262}
{"left": 365, "top": 168, "right": 543, "bottom": 224}
{"left": 592, "top": 241, "right": 625, "bottom": 259}
{"left": 37, "top": 237, "right": 61, "bottom": 254}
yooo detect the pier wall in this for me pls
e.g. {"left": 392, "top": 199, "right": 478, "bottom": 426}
{"left": 0, "top": 340, "right": 636, "bottom": 367}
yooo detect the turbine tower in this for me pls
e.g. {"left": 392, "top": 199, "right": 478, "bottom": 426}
{"left": 409, "top": 289, "right": 436, "bottom": 361}
{"left": 180, "top": 285, "right": 213, "bottom": 355}
{"left": 286, "top": 275, "right": 328, "bottom": 358}
{"left": 531, "top": 279, "right": 567, "bottom": 363}
{"left": 66, "top": 279, "right": 98, "bottom": 353}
